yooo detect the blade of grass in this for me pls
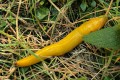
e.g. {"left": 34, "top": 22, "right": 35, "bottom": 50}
{"left": 101, "top": 50, "right": 115, "bottom": 79}
{"left": 0, "top": 30, "right": 41, "bottom": 60}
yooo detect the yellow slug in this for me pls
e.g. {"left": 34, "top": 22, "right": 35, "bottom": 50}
{"left": 15, "top": 15, "right": 108, "bottom": 67}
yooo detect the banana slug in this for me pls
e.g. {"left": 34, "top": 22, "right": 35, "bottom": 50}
{"left": 15, "top": 15, "right": 108, "bottom": 67}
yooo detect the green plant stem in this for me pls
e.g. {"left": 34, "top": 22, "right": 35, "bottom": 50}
{"left": 101, "top": 50, "right": 115, "bottom": 79}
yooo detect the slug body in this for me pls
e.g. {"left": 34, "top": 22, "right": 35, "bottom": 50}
{"left": 16, "top": 16, "right": 108, "bottom": 67}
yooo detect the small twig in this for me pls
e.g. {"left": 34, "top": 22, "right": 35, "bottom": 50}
{"left": 6, "top": 67, "right": 16, "bottom": 79}
{"left": 105, "top": 0, "right": 113, "bottom": 16}
{"left": 48, "top": 0, "right": 74, "bottom": 36}
{"left": 0, "top": 4, "right": 8, "bottom": 7}
{"left": 91, "top": 66, "right": 107, "bottom": 80}
{"left": 48, "top": 0, "right": 72, "bottom": 24}
{"left": 16, "top": 0, "right": 22, "bottom": 40}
